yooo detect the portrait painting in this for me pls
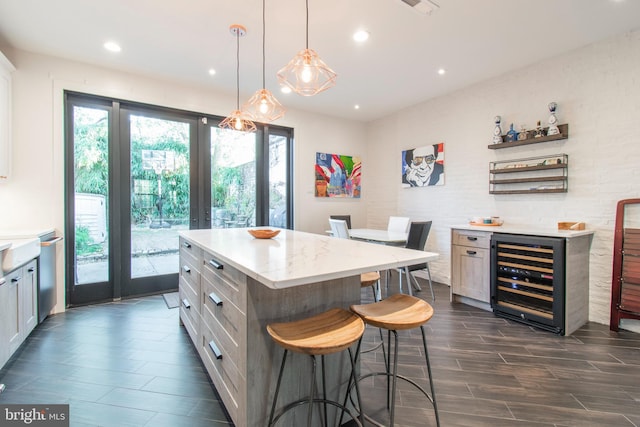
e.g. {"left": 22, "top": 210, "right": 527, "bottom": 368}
{"left": 401, "top": 143, "right": 444, "bottom": 187}
{"left": 315, "top": 152, "right": 361, "bottom": 198}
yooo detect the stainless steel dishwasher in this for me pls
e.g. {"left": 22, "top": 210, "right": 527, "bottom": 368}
{"left": 38, "top": 231, "right": 63, "bottom": 323}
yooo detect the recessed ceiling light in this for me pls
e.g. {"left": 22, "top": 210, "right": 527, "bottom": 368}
{"left": 280, "top": 86, "right": 292, "bottom": 94}
{"left": 103, "top": 41, "right": 121, "bottom": 53}
{"left": 353, "top": 30, "right": 369, "bottom": 43}
{"left": 354, "top": 105, "right": 360, "bottom": 110}
{"left": 438, "top": 68, "right": 446, "bottom": 75}
{"left": 208, "top": 68, "right": 216, "bottom": 76}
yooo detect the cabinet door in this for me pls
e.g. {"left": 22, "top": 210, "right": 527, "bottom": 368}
{"left": 0, "top": 51, "right": 13, "bottom": 180}
{"left": 22, "top": 260, "right": 38, "bottom": 334}
{"left": 452, "top": 244, "right": 490, "bottom": 303}
{"left": 3, "top": 269, "right": 21, "bottom": 355}
{"left": 0, "top": 276, "right": 12, "bottom": 367}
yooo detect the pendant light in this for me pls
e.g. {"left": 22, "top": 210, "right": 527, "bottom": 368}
{"left": 220, "top": 24, "right": 257, "bottom": 133}
{"left": 244, "top": 0, "right": 286, "bottom": 122}
{"left": 277, "top": 0, "right": 337, "bottom": 96}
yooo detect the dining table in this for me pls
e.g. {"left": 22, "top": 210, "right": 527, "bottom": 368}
{"left": 348, "top": 228, "right": 408, "bottom": 246}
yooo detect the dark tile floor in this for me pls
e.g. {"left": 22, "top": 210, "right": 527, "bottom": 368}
{"left": 1, "top": 278, "right": 639, "bottom": 427}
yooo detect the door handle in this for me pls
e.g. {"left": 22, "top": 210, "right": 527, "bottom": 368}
{"left": 208, "top": 292, "right": 223, "bottom": 306}
{"left": 208, "top": 259, "right": 223, "bottom": 270}
{"left": 208, "top": 340, "right": 223, "bottom": 360}
{"left": 182, "top": 241, "right": 192, "bottom": 249}
{"left": 11, "top": 276, "right": 21, "bottom": 283}
{"left": 466, "top": 250, "right": 477, "bottom": 255}
{"left": 467, "top": 236, "right": 478, "bottom": 241}
{"left": 182, "top": 265, "right": 191, "bottom": 274}
{"left": 182, "top": 299, "right": 191, "bottom": 309}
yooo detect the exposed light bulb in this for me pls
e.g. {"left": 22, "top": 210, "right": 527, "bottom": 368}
{"left": 234, "top": 117, "right": 242, "bottom": 130}
{"left": 301, "top": 64, "right": 313, "bottom": 83}
{"left": 259, "top": 98, "right": 269, "bottom": 114}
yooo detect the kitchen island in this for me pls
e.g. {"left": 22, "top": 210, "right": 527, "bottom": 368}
{"left": 178, "top": 228, "right": 437, "bottom": 427}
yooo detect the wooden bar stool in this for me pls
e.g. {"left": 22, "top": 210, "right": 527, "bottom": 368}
{"left": 267, "top": 308, "right": 365, "bottom": 427}
{"left": 360, "top": 271, "right": 385, "bottom": 356}
{"left": 350, "top": 293, "right": 440, "bottom": 427}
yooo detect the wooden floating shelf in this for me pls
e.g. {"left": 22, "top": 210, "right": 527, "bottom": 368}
{"left": 490, "top": 188, "right": 567, "bottom": 195}
{"left": 488, "top": 124, "right": 569, "bottom": 149}
{"left": 491, "top": 163, "right": 567, "bottom": 175}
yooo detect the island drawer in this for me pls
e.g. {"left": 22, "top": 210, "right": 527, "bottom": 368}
{"left": 200, "top": 321, "right": 245, "bottom": 423}
{"left": 202, "top": 251, "right": 247, "bottom": 312}
{"left": 201, "top": 290, "right": 246, "bottom": 378}
{"left": 178, "top": 286, "right": 199, "bottom": 344}
{"left": 179, "top": 237, "right": 203, "bottom": 267}
{"left": 179, "top": 255, "right": 201, "bottom": 301}
{"left": 453, "top": 230, "right": 491, "bottom": 249}
{"left": 202, "top": 275, "right": 246, "bottom": 375}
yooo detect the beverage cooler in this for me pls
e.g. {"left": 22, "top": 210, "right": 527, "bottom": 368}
{"left": 490, "top": 233, "right": 566, "bottom": 334}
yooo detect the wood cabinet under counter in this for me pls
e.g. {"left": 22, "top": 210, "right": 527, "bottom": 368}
{"left": 178, "top": 228, "right": 437, "bottom": 427}
{"left": 450, "top": 224, "right": 594, "bottom": 335}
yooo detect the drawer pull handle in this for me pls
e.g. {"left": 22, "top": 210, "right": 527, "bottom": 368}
{"left": 182, "top": 299, "right": 191, "bottom": 309}
{"left": 208, "top": 292, "right": 223, "bottom": 306}
{"left": 182, "top": 265, "right": 191, "bottom": 274}
{"left": 28, "top": 267, "right": 35, "bottom": 273}
{"left": 208, "top": 259, "right": 224, "bottom": 270}
{"left": 182, "top": 241, "right": 192, "bottom": 249}
{"left": 466, "top": 250, "right": 477, "bottom": 255}
{"left": 0, "top": 278, "right": 6, "bottom": 286}
{"left": 467, "top": 236, "right": 478, "bottom": 241}
{"left": 12, "top": 276, "right": 21, "bottom": 283}
{"left": 208, "top": 340, "right": 223, "bottom": 360}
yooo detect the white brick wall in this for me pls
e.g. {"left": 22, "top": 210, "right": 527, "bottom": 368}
{"left": 366, "top": 29, "right": 640, "bottom": 331}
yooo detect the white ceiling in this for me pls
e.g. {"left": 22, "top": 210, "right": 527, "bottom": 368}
{"left": 1, "top": 0, "right": 639, "bottom": 122}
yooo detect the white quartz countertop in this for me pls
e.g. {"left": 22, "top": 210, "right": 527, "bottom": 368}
{"left": 452, "top": 223, "right": 594, "bottom": 238}
{"left": 0, "top": 228, "right": 56, "bottom": 239}
{"left": 179, "top": 228, "right": 438, "bottom": 289}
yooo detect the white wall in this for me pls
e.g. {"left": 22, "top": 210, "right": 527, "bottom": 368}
{"left": 0, "top": 49, "right": 367, "bottom": 314}
{"left": 366, "top": 29, "right": 640, "bottom": 330}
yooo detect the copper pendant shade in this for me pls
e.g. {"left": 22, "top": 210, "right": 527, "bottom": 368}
{"left": 219, "top": 24, "right": 257, "bottom": 133}
{"left": 277, "top": 0, "right": 337, "bottom": 97}
{"left": 244, "top": 0, "right": 285, "bottom": 122}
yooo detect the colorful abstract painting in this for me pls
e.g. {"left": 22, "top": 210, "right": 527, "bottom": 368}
{"left": 401, "top": 143, "right": 445, "bottom": 187}
{"left": 315, "top": 152, "right": 361, "bottom": 198}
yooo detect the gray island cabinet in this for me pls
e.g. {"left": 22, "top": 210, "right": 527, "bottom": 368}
{"left": 178, "top": 228, "right": 437, "bottom": 426}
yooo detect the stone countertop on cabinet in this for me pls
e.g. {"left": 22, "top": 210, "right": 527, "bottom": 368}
{"left": 179, "top": 228, "right": 438, "bottom": 290}
{"left": 452, "top": 224, "right": 594, "bottom": 239}
{"left": 0, "top": 228, "right": 56, "bottom": 239}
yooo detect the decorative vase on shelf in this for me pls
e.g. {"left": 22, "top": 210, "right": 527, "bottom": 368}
{"left": 492, "top": 116, "right": 503, "bottom": 144}
{"left": 547, "top": 102, "right": 560, "bottom": 136}
{"left": 506, "top": 123, "right": 517, "bottom": 142}
{"left": 534, "top": 120, "right": 544, "bottom": 138}
{"left": 517, "top": 125, "right": 528, "bottom": 141}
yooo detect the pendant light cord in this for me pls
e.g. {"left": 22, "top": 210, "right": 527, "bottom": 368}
{"left": 305, "top": 0, "right": 309, "bottom": 49}
{"left": 235, "top": 29, "right": 240, "bottom": 110}
{"left": 262, "top": 0, "right": 266, "bottom": 89}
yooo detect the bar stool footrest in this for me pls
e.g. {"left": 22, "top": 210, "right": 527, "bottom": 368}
{"left": 346, "top": 371, "right": 436, "bottom": 427}
{"left": 271, "top": 397, "right": 363, "bottom": 427}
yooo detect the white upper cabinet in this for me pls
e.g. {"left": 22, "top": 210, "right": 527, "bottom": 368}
{"left": 0, "top": 50, "right": 15, "bottom": 181}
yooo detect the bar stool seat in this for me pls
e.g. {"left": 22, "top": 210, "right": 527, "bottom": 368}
{"left": 350, "top": 293, "right": 440, "bottom": 427}
{"left": 267, "top": 308, "right": 365, "bottom": 426}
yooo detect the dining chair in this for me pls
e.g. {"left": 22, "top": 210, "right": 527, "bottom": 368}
{"left": 387, "top": 216, "right": 411, "bottom": 233}
{"left": 398, "top": 221, "right": 435, "bottom": 300}
{"left": 329, "top": 218, "right": 351, "bottom": 239}
{"left": 330, "top": 215, "right": 352, "bottom": 229}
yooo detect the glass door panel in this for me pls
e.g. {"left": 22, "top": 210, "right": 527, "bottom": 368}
{"left": 210, "top": 128, "right": 256, "bottom": 228}
{"left": 73, "top": 106, "right": 110, "bottom": 286}
{"left": 129, "top": 115, "right": 190, "bottom": 279}
{"left": 268, "top": 134, "right": 288, "bottom": 227}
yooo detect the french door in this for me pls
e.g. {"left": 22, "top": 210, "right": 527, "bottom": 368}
{"left": 64, "top": 92, "right": 292, "bottom": 306}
